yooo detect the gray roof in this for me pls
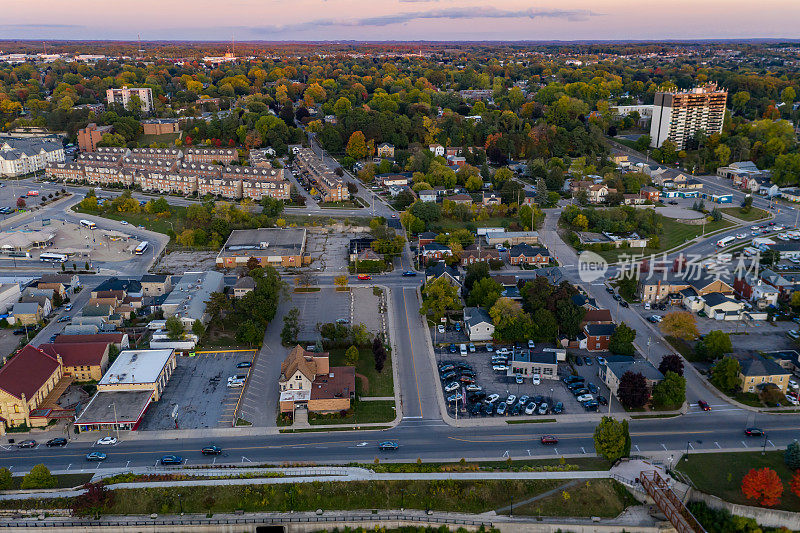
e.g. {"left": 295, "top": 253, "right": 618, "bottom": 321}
{"left": 234, "top": 277, "right": 256, "bottom": 289}
{"left": 12, "top": 302, "right": 40, "bottom": 315}
{"left": 737, "top": 354, "right": 791, "bottom": 377}
{"left": 0, "top": 138, "right": 62, "bottom": 161}
{"left": 75, "top": 390, "right": 154, "bottom": 425}
{"left": 219, "top": 228, "right": 306, "bottom": 258}
{"left": 464, "top": 307, "right": 492, "bottom": 329}
{"left": 585, "top": 323, "right": 616, "bottom": 337}
{"left": 605, "top": 356, "right": 664, "bottom": 382}
{"left": 140, "top": 274, "right": 169, "bottom": 283}
{"left": 162, "top": 271, "right": 224, "bottom": 322}
{"left": 703, "top": 292, "right": 736, "bottom": 308}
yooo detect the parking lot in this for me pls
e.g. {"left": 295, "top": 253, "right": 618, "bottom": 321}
{"left": 304, "top": 226, "right": 372, "bottom": 273}
{"left": 138, "top": 351, "right": 255, "bottom": 430}
{"left": 433, "top": 337, "right": 616, "bottom": 419}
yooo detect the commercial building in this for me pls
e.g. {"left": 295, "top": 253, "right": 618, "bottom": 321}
{"left": 77, "top": 123, "right": 113, "bottom": 152}
{"left": 507, "top": 350, "right": 558, "bottom": 380}
{"left": 0, "top": 137, "right": 65, "bottom": 177}
{"left": 106, "top": 87, "right": 154, "bottom": 113}
{"left": 161, "top": 271, "right": 224, "bottom": 328}
{"left": 278, "top": 345, "right": 355, "bottom": 414}
{"left": 601, "top": 356, "right": 664, "bottom": 398}
{"left": 649, "top": 84, "right": 727, "bottom": 149}
{"left": 74, "top": 348, "right": 177, "bottom": 432}
{"left": 217, "top": 228, "right": 307, "bottom": 269}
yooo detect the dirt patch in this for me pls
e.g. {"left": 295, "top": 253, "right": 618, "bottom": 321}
{"left": 153, "top": 250, "right": 219, "bottom": 274}
{"left": 356, "top": 372, "right": 369, "bottom": 394}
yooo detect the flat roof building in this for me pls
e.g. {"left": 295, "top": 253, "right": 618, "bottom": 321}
{"left": 650, "top": 84, "right": 727, "bottom": 149}
{"left": 217, "top": 228, "right": 307, "bottom": 269}
{"left": 161, "top": 271, "right": 224, "bottom": 327}
{"left": 97, "top": 348, "right": 176, "bottom": 401}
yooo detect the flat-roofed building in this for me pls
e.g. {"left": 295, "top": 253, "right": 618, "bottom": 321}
{"left": 140, "top": 120, "right": 180, "bottom": 136}
{"left": 650, "top": 84, "right": 727, "bottom": 149}
{"left": 106, "top": 87, "right": 153, "bottom": 113}
{"left": 161, "top": 271, "right": 224, "bottom": 328}
{"left": 96, "top": 348, "right": 176, "bottom": 401}
{"left": 217, "top": 228, "right": 307, "bottom": 269}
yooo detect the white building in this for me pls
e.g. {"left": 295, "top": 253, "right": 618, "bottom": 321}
{"left": 106, "top": 86, "right": 154, "bottom": 113}
{"left": 464, "top": 307, "right": 495, "bottom": 342}
{"left": 650, "top": 84, "right": 727, "bottom": 149}
{"left": 0, "top": 137, "right": 65, "bottom": 177}
{"left": 161, "top": 271, "right": 224, "bottom": 328}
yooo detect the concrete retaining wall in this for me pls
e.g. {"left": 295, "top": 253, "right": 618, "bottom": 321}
{"left": 688, "top": 488, "right": 800, "bottom": 529}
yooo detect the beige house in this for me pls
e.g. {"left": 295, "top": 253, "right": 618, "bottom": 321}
{"left": 12, "top": 302, "right": 42, "bottom": 325}
{"left": 278, "top": 346, "right": 355, "bottom": 414}
{"left": 736, "top": 354, "right": 791, "bottom": 394}
{"left": 0, "top": 345, "right": 64, "bottom": 430}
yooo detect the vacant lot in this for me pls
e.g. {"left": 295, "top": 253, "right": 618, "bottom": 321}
{"left": 676, "top": 450, "right": 800, "bottom": 512}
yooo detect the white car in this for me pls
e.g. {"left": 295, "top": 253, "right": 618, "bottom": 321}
{"left": 444, "top": 382, "right": 460, "bottom": 393}
{"left": 96, "top": 436, "right": 117, "bottom": 445}
{"left": 486, "top": 393, "right": 500, "bottom": 404}
{"left": 786, "top": 394, "right": 800, "bottom": 406}
{"left": 532, "top": 373, "right": 541, "bottom": 385}
{"left": 496, "top": 348, "right": 509, "bottom": 356}
{"left": 524, "top": 403, "right": 537, "bottom": 415}
{"left": 527, "top": 339, "right": 535, "bottom": 349}
{"left": 492, "top": 365, "right": 509, "bottom": 372}
{"left": 437, "top": 324, "right": 445, "bottom": 334}
{"left": 750, "top": 225, "right": 759, "bottom": 231}
{"left": 789, "top": 380, "right": 799, "bottom": 391}
{"left": 506, "top": 395, "right": 517, "bottom": 405}
{"left": 736, "top": 233, "right": 747, "bottom": 239}
{"left": 120, "top": 220, "right": 129, "bottom": 225}
{"left": 775, "top": 225, "right": 785, "bottom": 231}
{"left": 576, "top": 394, "right": 594, "bottom": 403}
{"left": 538, "top": 403, "right": 549, "bottom": 415}
{"left": 466, "top": 384, "right": 482, "bottom": 392}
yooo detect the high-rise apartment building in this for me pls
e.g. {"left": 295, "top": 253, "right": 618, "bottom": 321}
{"left": 106, "top": 86, "right": 154, "bottom": 113}
{"left": 649, "top": 84, "right": 727, "bottom": 149}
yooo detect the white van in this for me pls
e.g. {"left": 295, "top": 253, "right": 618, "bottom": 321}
{"left": 459, "top": 344, "right": 468, "bottom": 357}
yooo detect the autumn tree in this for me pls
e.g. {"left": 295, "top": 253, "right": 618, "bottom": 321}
{"left": 791, "top": 470, "right": 800, "bottom": 499}
{"left": 334, "top": 275, "right": 349, "bottom": 290}
{"left": 346, "top": 131, "right": 369, "bottom": 160}
{"left": 617, "top": 371, "right": 649, "bottom": 409}
{"left": 659, "top": 311, "right": 699, "bottom": 341}
{"left": 72, "top": 482, "right": 114, "bottom": 518}
{"left": 344, "top": 345, "right": 360, "bottom": 367}
{"left": 741, "top": 467, "right": 783, "bottom": 507}
{"left": 419, "top": 277, "right": 463, "bottom": 322}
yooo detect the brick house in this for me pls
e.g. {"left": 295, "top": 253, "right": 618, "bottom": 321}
{"left": 278, "top": 346, "right": 355, "bottom": 414}
{"left": 460, "top": 245, "right": 500, "bottom": 266}
{"left": 507, "top": 243, "right": 550, "bottom": 266}
{"left": 583, "top": 323, "right": 616, "bottom": 352}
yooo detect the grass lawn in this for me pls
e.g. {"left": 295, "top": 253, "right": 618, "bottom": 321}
{"left": 663, "top": 335, "right": 700, "bottom": 362}
{"left": 73, "top": 204, "right": 189, "bottom": 237}
{"left": 308, "top": 400, "right": 396, "bottom": 425}
{"left": 9, "top": 473, "right": 93, "bottom": 490}
{"left": 328, "top": 347, "right": 394, "bottom": 397}
{"left": 719, "top": 207, "right": 770, "bottom": 222}
{"left": 362, "top": 456, "right": 611, "bottom": 473}
{"left": 676, "top": 450, "right": 800, "bottom": 512}
{"left": 0, "top": 479, "right": 631, "bottom": 516}
{"left": 500, "top": 479, "right": 636, "bottom": 518}
{"left": 136, "top": 132, "right": 181, "bottom": 146}
{"left": 435, "top": 216, "right": 515, "bottom": 233}
{"left": 596, "top": 218, "right": 735, "bottom": 263}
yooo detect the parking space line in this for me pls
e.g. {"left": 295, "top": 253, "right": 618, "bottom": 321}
{"left": 741, "top": 440, "right": 748, "bottom": 448}
{"left": 714, "top": 441, "right": 721, "bottom": 448}
{"left": 661, "top": 443, "right": 667, "bottom": 451}
{"left": 769, "top": 440, "right": 775, "bottom": 447}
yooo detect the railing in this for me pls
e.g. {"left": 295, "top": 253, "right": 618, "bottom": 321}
{"left": 640, "top": 470, "right": 705, "bottom": 533}
{"left": 0, "top": 513, "right": 494, "bottom": 528}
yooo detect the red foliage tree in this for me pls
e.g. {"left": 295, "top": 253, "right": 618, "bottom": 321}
{"left": 741, "top": 467, "right": 783, "bottom": 507}
{"left": 16, "top": 197, "right": 26, "bottom": 208}
{"left": 184, "top": 136, "right": 193, "bottom": 146}
{"left": 791, "top": 470, "right": 800, "bottom": 499}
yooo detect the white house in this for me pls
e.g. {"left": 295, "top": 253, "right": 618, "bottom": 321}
{"left": 428, "top": 144, "right": 445, "bottom": 157}
{"left": 464, "top": 307, "right": 495, "bottom": 342}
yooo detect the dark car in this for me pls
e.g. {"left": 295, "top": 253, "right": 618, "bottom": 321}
{"left": 458, "top": 376, "right": 475, "bottom": 384}
{"left": 597, "top": 395, "right": 608, "bottom": 406}
{"left": 574, "top": 357, "right": 583, "bottom": 366}
{"left": 236, "top": 362, "right": 252, "bottom": 368}
{"left": 567, "top": 381, "right": 585, "bottom": 391}
{"left": 744, "top": 428, "right": 764, "bottom": 437}
{"left": 563, "top": 375, "right": 583, "bottom": 384}
{"left": 620, "top": 301, "right": 630, "bottom": 308}
{"left": 587, "top": 382, "right": 599, "bottom": 394}
{"left": 496, "top": 402, "right": 508, "bottom": 416}
{"left": 86, "top": 452, "right": 107, "bottom": 462}
{"left": 46, "top": 438, "right": 67, "bottom": 447}
{"left": 402, "top": 271, "right": 417, "bottom": 277}
{"left": 540, "top": 435, "right": 558, "bottom": 445}
{"left": 469, "top": 403, "right": 483, "bottom": 416}
{"left": 160, "top": 455, "right": 183, "bottom": 465}
{"left": 448, "top": 344, "right": 458, "bottom": 353}
{"left": 583, "top": 356, "right": 593, "bottom": 366}
{"left": 438, "top": 364, "right": 455, "bottom": 373}
{"left": 57, "top": 315, "right": 70, "bottom": 322}
{"left": 698, "top": 400, "right": 711, "bottom": 411}
{"left": 17, "top": 439, "right": 36, "bottom": 448}
{"left": 378, "top": 441, "right": 399, "bottom": 451}
{"left": 12, "top": 328, "right": 31, "bottom": 335}
{"left": 606, "top": 287, "right": 615, "bottom": 294}
{"left": 201, "top": 445, "right": 223, "bottom": 455}
{"left": 440, "top": 371, "right": 456, "bottom": 381}
{"left": 483, "top": 403, "right": 495, "bottom": 416}
{"left": 552, "top": 402, "right": 564, "bottom": 414}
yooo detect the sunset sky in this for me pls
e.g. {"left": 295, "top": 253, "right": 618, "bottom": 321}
{"left": 2, "top": 0, "right": 798, "bottom": 41}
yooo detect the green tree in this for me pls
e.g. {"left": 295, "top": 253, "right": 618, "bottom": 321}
{"left": 165, "top": 316, "right": 184, "bottom": 340}
{"left": 697, "top": 330, "right": 732, "bottom": 361}
{"left": 464, "top": 262, "right": 490, "bottom": 291}
{"left": 419, "top": 277, "right": 463, "bottom": 322}
{"left": 785, "top": 441, "right": 800, "bottom": 470}
{"left": 191, "top": 319, "right": 205, "bottom": 338}
{"left": 711, "top": 356, "right": 741, "bottom": 393}
{"left": 21, "top": 464, "right": 56, "bottom": 489}
{"left": 651, "top": 371, "right": 686, "bottom": 409}
{"left": 467, "top": 277, "right": 502, "bottom": 309}
{"left": 236, "top": 319, "right": 263, "bottom": 346}
{"left": 0, "top": 467, "right": 11, "bottom": 490}
{"left": 532, "top": 308, "right": 558, "bottom": 342}
{"left": 593, "top": 417, "right": 628, "bottom": 462}
{"left": 344, "top": 345, "right": 360, "bottom": 367}
{"left": 609, "top": 322, "right": 636, "bottom": 355}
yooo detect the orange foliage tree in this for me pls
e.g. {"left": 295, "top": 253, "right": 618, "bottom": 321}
{"left": 791, "top": 470, "right": 800, "bottom": 499}
{"left": 741, "top": 467, "right": 783, "bottom": 507}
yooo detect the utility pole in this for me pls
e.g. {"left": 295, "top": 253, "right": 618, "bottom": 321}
{"left": 110, "top": 402, "right": 120, "bottom": 441}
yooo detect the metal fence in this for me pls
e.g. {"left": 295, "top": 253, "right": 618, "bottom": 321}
{"left": 0, "top": 513, "right": 494, "bottom": 529}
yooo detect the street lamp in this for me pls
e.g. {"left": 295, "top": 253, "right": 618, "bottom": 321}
{"left": 109, "top": 403, "right": 120, "bottom": 441}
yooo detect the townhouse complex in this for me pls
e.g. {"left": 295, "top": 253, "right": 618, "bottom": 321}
{"left": 0, "top": 136, "right": 65, "bottom": 177}
{"left": 293, "top": 147, "right": 349, "bottom": 202}
{"left": 46, "top": 146, "right": 290, "bottom": 201}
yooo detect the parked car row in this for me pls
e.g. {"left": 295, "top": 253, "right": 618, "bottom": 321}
{"left": 563, "top": 374, "right": 607, "bottom": 411}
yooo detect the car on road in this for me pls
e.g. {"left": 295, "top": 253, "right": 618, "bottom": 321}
{"left": 583, "top": 356, "right": 593, "bottom": 366}
{"left": 402, "top": 271, "right": 417, "bottom": 277}
{"left": 46, "top": 438, "right": 67, "bottom": 447}
{"left": 120, "top": 220, "right": 129, "bottom": 225}
{"left": 236, "top": 361, "right": 252, "bottom": 368}
{"left": 357, "top": 274, "right": 372, "bottom": 280}
{"left": 698, "top": 400, "right": 711, "bottom": 411}
{"left": 96, "top": 436, "right": 117, "bottom": 445}
{"left": 201, "top": 445, "right": 223, "bottom": 455}
{"left": 574, "top": 357, "right": 583, "bottom": 366}
{"left": 620, "top": 300, "right": 629, "bottom": 308}
{"left": 736, "top": 233, "right": 747, "bottom": 239}
{"left": 86, "top": 452, "right": 107, "bottom": 462}
{"left": 787, "top": 330, "right": 800, "bottom": 340}
{"left": 160, "top": 455, "right": 183, "bottom": 465}
{"left": 57, "top": 315, "right": 70, "bottom": 322}
{"left": 17, "top": 440, "right": 36, "bottom": 448}
{"left": 606, "top": 286, "right": 615, "bottom": 294}
{"left": 64, "top": 303, "right": 72, "bottom": 311}
{"left": 744, "top": 428, "right": 764, "bottom": 437}
{"left": 540, "top": 435, "right": 558, "bottom": 445}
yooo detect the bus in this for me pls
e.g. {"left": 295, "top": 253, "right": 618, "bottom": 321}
{"left": 40, "top": 253, "right": 67, "bottom": 263}
{"left": 134, "top": 241, "right": 149, "bottom": 255}
{"left": 716, "top": 236, "right": 735, "bottom": 247}
{"left": 80, "top": 219, "right": 96, "bottom": 230}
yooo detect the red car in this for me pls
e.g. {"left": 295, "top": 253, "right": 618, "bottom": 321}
{"left": 540, "top": 435, "right": 558, "bottom": 445}
{"left": 698, "top": 400, "right": 711, "bottom": 411}
{"left": 357, "top": 274, "right": 372, "bottom": 280}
